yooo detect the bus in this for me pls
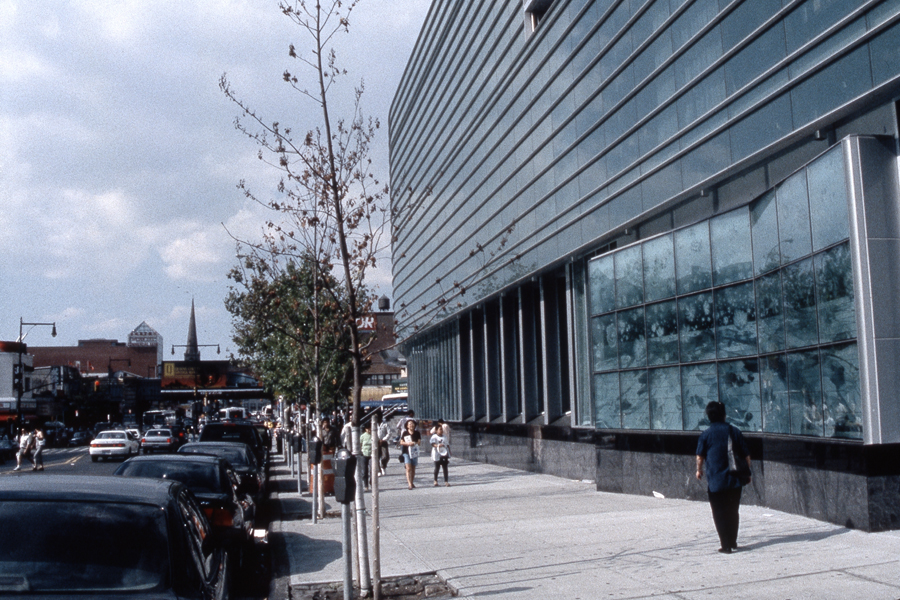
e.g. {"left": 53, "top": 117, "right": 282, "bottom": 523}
{"left": 218, "top": 407, "right": 247, "bottom": 421}
{"left": 142, "top": 410, "right": 177, "bottom": 430}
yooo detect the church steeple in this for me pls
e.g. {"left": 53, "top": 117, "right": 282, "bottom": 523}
{"left": 184, "top": 299, "right": 201, "bottom": 362}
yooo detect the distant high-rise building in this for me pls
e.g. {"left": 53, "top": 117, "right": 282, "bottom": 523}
{"left": 128, "top": 321, "right": 163, "bottom": 365}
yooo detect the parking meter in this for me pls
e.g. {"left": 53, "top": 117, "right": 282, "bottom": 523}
{"left": 292, "top": 432, "right": 301, "bottom": 453}
{"left": 333, "top": 448, "right": 356, "bottom": 504}
{"left": 309, "top": 436, "right": 323, "bottom": 464}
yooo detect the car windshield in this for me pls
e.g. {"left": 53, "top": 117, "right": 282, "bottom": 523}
{"left": 96, "top": 432, "right": 125, "bottom": 440}
{"left": 0, "top": 500, "right": 167, "bottom": 592}
{"left": 117, "top": 462, "right": 222, "bottom": 494}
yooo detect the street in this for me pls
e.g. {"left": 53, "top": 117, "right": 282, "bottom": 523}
{"left": 0, "top": 445, "right": 273, "bottom": 599}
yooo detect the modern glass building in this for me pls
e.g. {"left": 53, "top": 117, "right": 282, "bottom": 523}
{"left": 389, "top": 0, "right": 900, "bottom": 530}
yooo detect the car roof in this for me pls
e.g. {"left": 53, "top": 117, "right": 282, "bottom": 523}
{"left": 122, "top": 453, "right": 224, "bottom": 465}
{"left": 180, "top": 441, "right": 251, "bottom": 451}
{"left": 0, "top": 475, "right": 180, "bottom": 505}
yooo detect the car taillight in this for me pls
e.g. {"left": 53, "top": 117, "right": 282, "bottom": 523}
{"left": 141, "top": 438, "right": 146, "bottom": 443}
{"left": 166, "top": 438, "right": 173, "bottom": 444}
{"left": 204, "top": 507, "right": 233, "bottom": 527}
{"left": 90, "top": 442, "right": 99, "bottom": 448}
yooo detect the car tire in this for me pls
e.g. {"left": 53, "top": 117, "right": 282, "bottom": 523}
{"left": 91, "top": 455, "right": 98, "bottom": 462}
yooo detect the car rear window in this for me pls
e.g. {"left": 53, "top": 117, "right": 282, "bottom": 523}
{"left": 117, "top": 462, "right": 222, "bottom": 494}
{"left": 200, "top": 426, "right": 257, "bottom": 447}
{"left": 146, "top": 430, "right": 171, "bottom": 436}
{"left": 96, "top": 432, "right": 125, "bottom": 440}
{"left": 0, "top": 500, "right": 167, "bottom": 592}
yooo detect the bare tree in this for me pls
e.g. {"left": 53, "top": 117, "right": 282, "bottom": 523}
{"left": 221, "top": 1, "right": 390, "bottom": 595}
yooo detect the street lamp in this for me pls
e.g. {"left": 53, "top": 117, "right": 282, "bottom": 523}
{"left": 16, "top": 318, "right": 57, "bottom": 432}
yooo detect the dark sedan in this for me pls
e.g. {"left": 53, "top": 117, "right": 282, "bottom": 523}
{"left": 178, "top": 441, "right": 266, "bottom": 504}
{"left": 199, "top": 421, "right": 268, "bottom": 469}
{"left": 114, "top": 454, "right": 254, "bottom": 568}
{"left": 0, "top": 475, "right": 230, "bottom": 598}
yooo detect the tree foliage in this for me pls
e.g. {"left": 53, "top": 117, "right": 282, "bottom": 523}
{"left": 225, "top": 251, "right": 353, "bottom": 413}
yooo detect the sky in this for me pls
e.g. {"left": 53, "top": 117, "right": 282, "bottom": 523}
{"left": 0, "top": 0, "right": 431, "bottom": 356}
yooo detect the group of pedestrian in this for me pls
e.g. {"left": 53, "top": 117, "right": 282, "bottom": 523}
{"left": 13, "top": 426, "right": 45, "bottom": 472}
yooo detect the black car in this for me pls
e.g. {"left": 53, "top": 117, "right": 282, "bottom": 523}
{"left": 0, "top": 475, "right": 230, "bottom": 598}
{"left": 114, "top": 454, "right": 254, "bottom": 567}
{"left": 67, "top": 430, "right": 92, "bottom": 446}
{"left": 199, "top": 421, "right": 268, "bottom": 468}
{"left": 178, "top": 441, "right": 267, "bottom": 504}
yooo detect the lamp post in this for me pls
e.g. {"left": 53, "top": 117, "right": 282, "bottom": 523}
{"left": 16, "top": 318, "right": 57, "bottom": 432}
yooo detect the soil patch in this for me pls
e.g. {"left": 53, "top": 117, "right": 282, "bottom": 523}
{"left": 291, "top": 573, "right": 455, "bottom": 599}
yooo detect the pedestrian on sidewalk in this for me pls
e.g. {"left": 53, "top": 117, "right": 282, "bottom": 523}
{"left": 695, "top": 401, "right": 751, "bottom": 554}
{"left": 14, "top": 427, "right": 35, "bottom": 472}
{"left": 399, "top": 419, "right": 421, "bottom": 489}
{"left": 360, "top": 423, "right": 373, "bottom": 491}
{"left": 376, "top": 411, "right": 391, "bottom": 476}
{"left": 32, "top": 428, "right": 45, "bottom": 471}
{"left": 430, "top": 419, "right": 450, "bottom": 487}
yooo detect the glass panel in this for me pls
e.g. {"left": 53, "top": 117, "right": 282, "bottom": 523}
{"left": 718, "top": 359, "right": 761, "bottom": 431}
{"left": 776, "top": 169, "right": 813, "bottom": 264}
{"left": 682, "top": 363, "right": 718, "bottom": 430}
{"left": 756, "top": 271, "right": 786, "bottom": 353}
{"left": 643, "top": 233, "right": 676, "bottom": 302}
{"left": 751, "top": 190, "right": 781, "bottom": 275}
{"left": 724, "top": 23, "right": 786, "bottom": 95}
{"left": 783, "top": 258, "right": 819, "bottom": 349}
{"left": 787, "top": 350, "right": 823, "bottom": 436}
{"left": 615, "top": 245, "right": 644, "bottom": 308}
{"left": 710, "top": 207, "right": 753, "bottom": 285}
{"left": 591, "top": 314, "right": 619, "bottom": 372}
{"left": 646, "top": 300, "right": 679, "bottom": 365}
{"left": 621, "top": 370, "right": 650, "bottom": 429}
{"left": 588, "top": 255, "right": 616, "bottom": 315}
{"left": 617, "top": 307, "right": 647, "bottom": 368}
{"left": 760, "top": 354, "right": 790, "bottom": 433}
{"left": 649, "top": 366, "right": 682, "bottom": 430}
{"left": 807, "top": 146, "right": 850, "bottom": 251}
{"left": 573, "top": 262, "right": 593, "bottom": 427}
{"left": 715, "top": 281, "right": 758, "bottom": 358}
{"left": 592, "top": 372, "right": 621, "bottom": 428}
{"left": 815, "top": 243, "right": 856, "bottom": 343}
{"left": 678, "top": 292, "right": 716, "bottom": 362}
{"left": 822, "top": 342, "right": 862, "bottom": 439}
{"left": 675, "top": 221, "right": 712, "bottom": 294}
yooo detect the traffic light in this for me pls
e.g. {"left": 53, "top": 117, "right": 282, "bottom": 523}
{"left": 12, "top": 364, "right": 22, "bottom": 393}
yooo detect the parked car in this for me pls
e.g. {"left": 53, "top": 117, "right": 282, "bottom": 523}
{"left": 199, "top": 421, "right": 268, "bottom": 468}
{"left": 114, "top": 454, "right": 254, "bottom": 568}
{"left": 89, "top": 429, "right": 140, "bottom": 462}
{"left": 140, "top": 428, "right": 180, "bottom": 454}
{"left": 0, "top": 435, "right": 15, "bottom": 462}
{"left": 68, "top": 430, "right": 93, "bottom": 447}
{"left": 0, "top": 474, "right": 231, "bottom": 598}
{"left": 179, "top": 441, "right": 267, "bottom": 504}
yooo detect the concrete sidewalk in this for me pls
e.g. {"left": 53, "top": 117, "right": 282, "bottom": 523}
{"left": 269, "top": 454, "right": 900, "bottom": 599}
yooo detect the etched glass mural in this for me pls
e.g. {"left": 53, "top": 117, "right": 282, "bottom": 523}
{"left": 586, "top": 144, "right": 860, "bottom": 438}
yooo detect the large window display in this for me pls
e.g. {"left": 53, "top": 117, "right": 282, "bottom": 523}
{"left": 586, "top": 145, "right": 861, "bottom": 438}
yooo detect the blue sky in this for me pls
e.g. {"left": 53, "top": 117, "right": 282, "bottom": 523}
{"left": 1, "top": 0, "right": 429, "bottom": 355}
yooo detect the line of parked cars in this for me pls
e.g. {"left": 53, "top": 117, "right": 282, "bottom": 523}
{"left": 3, "top": 418, "right": 272, "bottom": 598}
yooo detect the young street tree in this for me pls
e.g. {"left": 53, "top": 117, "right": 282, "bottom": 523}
{"left": 221, "top": 0, "right": 389, "bottom": 595}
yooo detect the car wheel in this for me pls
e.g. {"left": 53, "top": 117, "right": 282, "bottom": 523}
{"left": 91, "top": 455, "right": 98, "bottom": 462}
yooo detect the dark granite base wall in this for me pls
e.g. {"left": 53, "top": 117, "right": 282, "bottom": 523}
{"left": 450, "top": 424, "right": 900, "bottom": 532}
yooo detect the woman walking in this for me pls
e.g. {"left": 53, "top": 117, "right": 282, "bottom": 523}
{"left": 430, "top": 420, "right": 450, "bottom": 486}
{"left": 399, "top": 419, "right": 421, "bottom": 489}
{"left": 33, "top": 428, "right": 45, "bottom": 471}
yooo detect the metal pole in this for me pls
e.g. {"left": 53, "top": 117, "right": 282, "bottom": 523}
{"left": 342, "top": 502, "right": 353, "bottom": 600}
{"left": 311, "top": 464, "right": 318, "bottom": 525}
{"left": 372, "top": 413, "right": 382, "bottom": 600}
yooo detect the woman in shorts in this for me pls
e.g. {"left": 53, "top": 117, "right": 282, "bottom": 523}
{"left": 399, "top": 419, "right": 421, "bottom": 489}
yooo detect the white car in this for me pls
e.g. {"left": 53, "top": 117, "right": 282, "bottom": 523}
{"left": 89, "top": 430, "right": 139, "bottom": 462}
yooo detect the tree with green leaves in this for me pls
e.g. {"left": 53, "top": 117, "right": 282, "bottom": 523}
{"left": 225, "top": 251, "right": 353, "bottom": 415}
